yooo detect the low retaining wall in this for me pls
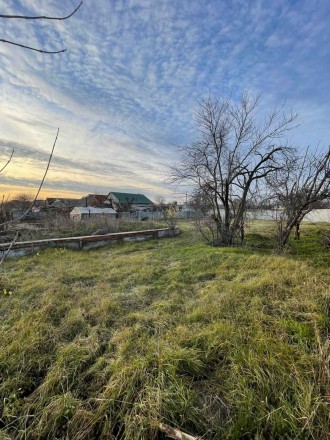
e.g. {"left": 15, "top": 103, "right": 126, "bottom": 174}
{"left": 0, "top": 228, "right": 180, "bottom": 259}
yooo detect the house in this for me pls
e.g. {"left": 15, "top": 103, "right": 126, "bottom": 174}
{"left": 31, "top": 203, "right": 48, "bottom": 219}
{"left": 70, "top": 206, "right": 117, "bottom": 221}
{"left": 107, "top": 192, "right": 155, "bottom": 212}
{"left": 77, "top": 194, "right": 110, "bottom": 208}
{"left": 34, "top": 199, "right": 46, "bottom": 208}
{"left": 45, "top": 198, "right": 81, "bottom": 209}
{"left": 45, "top": 198, "right": 81, "bottom": 217}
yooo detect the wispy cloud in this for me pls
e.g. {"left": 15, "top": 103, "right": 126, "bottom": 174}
{"left": 1, "top": 0, "right": 329, "bottom": 200}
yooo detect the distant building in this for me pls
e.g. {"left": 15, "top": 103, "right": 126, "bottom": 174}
{"left": 77, "top": 194, "right": 110, "bottom": 208}
{"left": 34, "top": 199, "right": 46, "bottom": 207}
{"left": 70, "top": 207, "right": 117, "bottom": 221}
{"left": 45, "top": 198, "right": 80, "bottom": 209}
{"left": 107, "top": 192, "right": 154, "bottom": 211}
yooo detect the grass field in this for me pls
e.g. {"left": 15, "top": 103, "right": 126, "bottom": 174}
{"left": 0, "top": 221, "right": 329, "bottom": 439}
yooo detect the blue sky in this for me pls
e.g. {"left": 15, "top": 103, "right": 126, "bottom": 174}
{"left": 0, "top": 0, "right": 329, "bottom": 200}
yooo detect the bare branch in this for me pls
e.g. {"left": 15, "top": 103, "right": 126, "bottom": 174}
{"left": 0, "top": 39, "right": 66, "bottom": 54}
{"left": 0, "top": 128, "right": 59, "bottom": 227}
{"left": 0, "top": 2, "right": 82, "bottom": 54}
{"left": 0, "top": 149, "right": 14, "bottom": 173}
{"left": 0, "top": 2, "right": 83, "bottom": 20}
{"left": 0, "top": 232, "right": 18, "bottom": 266}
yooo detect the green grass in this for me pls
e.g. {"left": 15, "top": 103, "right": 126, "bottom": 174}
{"left": 0, "top": 221, "right": 329, "bottom": 439}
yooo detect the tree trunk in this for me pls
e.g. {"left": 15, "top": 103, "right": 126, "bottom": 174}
{"left": 276, "top": 225, "right": 292, "bottom": 252}
{"left": 240, "top": 221, "right": 245, "bottom": 242}
{"left": 214, "top": 222, "right": 236, "bottom": 246}
{"left": 294, "top": 222, "right": 300, "bottom": 240}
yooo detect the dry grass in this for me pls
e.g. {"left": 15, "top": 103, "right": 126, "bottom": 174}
{"left": 14, "top": 217, "right": 167, "bottom": 241}
{"left": 0, "top": 221, "right": 329, "bottom": 439}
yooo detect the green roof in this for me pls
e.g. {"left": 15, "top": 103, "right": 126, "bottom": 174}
{"left": 109, "top": 192, "right": 154, "bottom": 205}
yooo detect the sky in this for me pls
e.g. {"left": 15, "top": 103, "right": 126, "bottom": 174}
{"left": 0, "top": 0, "right": 329, "bottom": 201}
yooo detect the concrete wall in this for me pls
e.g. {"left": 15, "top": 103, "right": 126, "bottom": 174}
{"left": 0, "top": 228, "right": 180, "bottom": 259}
{"left": 246, "top": 209, "right": 330, "bottom": 222}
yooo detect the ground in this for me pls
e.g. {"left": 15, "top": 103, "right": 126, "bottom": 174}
{"left": 0, "top": 221, "right": 329, "bottom": 439}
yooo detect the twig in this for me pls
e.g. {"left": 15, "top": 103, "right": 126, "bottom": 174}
{"left": 159, "top": 423, "right": 200, "bottom": 440}
{"left": 0, "top": 231, "right": 18, "bottom": 266}
{"left": 0, "top": 39, "right": 66, "bottom": 54}
{"left": 0, "top": 149, "right": 14, "bottom": 173}
{"left": 0, "top": 2, "right": 82, "bottom": 54}
{"left": 0, "top": 128, "right": 59, "bottom": 227}
{"left": 0, "top": 2, "right": 83, "bottom": 20}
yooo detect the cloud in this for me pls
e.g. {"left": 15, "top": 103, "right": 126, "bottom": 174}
{"left": 0, "top": 137, "right": 170, "bottom": 199}
{"left": 1, "top": 0, "right": 329, "bottom": 200}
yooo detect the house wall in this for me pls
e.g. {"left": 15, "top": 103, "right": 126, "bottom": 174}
{"left": 70, "top": 213, "right": 117, "bottom": 221}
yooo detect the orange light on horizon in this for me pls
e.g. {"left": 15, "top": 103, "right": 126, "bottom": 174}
{"left": 0, "top": 184, "right": 85, "bottom": 201}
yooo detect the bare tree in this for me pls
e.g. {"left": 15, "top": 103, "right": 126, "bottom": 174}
{"left": 0, "top": 1, "right": 82, "bottom": 54}
{"left": 170, "top": 94, "right": 297, "bottom": 246}
{"left": 12, "top": 192, "right": 33, "bottom": 212}
{"left": 268, "top": 146, "right": 330, "bottom": 251}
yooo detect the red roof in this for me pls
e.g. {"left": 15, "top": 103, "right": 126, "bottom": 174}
{"left": 93, "top": 195, "right": 107, "bottom": 203}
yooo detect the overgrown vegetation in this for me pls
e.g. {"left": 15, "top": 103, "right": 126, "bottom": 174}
{"left": 0, "top": 221, "right": 329, "bottom": 439}
{"left": 4, "top": 217, "right": 167, "bottom": 242}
